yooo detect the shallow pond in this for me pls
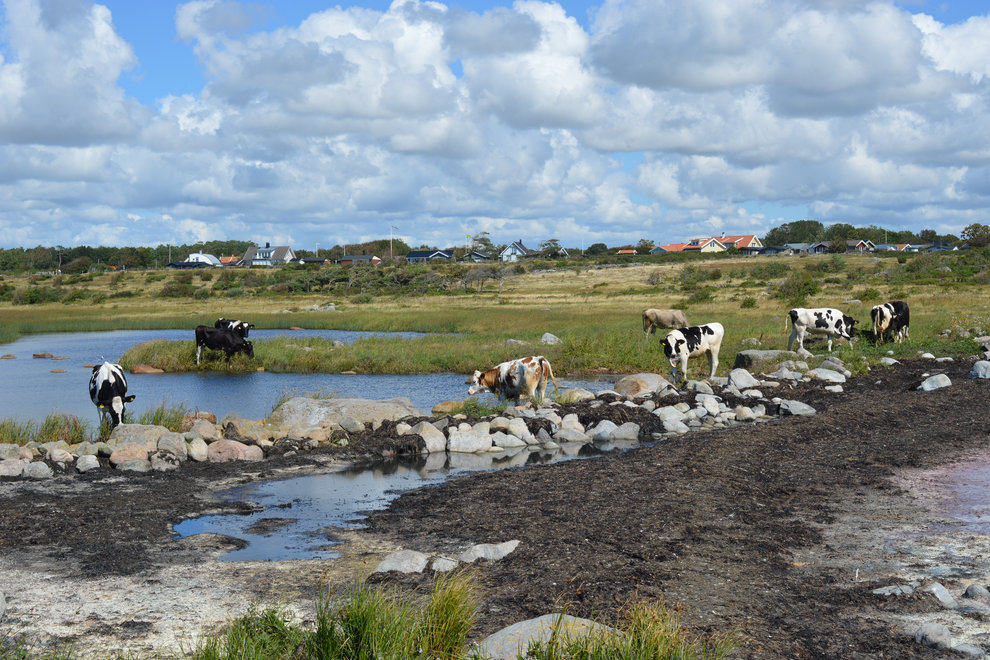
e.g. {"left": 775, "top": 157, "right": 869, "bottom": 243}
{"left": 0, "top": 329, "right": 613, "bottom": 423}
{"left": 174, "top": 442, "right": 623, "bottom": 561}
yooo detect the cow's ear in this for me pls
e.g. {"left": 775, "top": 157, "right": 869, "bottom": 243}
{"left": 124, "top": 395, "right": 136, "bottom": 402}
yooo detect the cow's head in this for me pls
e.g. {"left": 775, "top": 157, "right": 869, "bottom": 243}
{"left": 466, "top": 370, "right": 484, "bottom": 395}
{"left": 841, "top": 315, "right": 859, "bottom": 340}
{"left": 99, "top": 393, "right": 136, "bottom": 428}
{"left": 242, "top": 340, "right": 255, "bottom": 359}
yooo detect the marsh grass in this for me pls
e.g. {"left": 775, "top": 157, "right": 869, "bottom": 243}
{"left": 0, "top": 414, "right": 90, "bottom": 446}
{"left": 137, "top": 400, "right": 190, "bottom": 431}
{"left": 189, "top": 574, "right": 734, "bottom": 660}
{"left": 524, "top": 600, "right": 737, "bottom": 660}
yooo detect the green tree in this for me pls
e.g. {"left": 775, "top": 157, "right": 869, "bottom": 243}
{"left": 585, "top": 242, "right": 608, "bottom": 256}
{"left": 539, "top": 238, "right": 562, "bottom": 258}
{"left": 762, "top": 220, "right": 825, "bottom": 246}
{"left": 961, "top": 223, "right": 990, "bottom": 247}
{"left": 635, "top": 238, "right": 654, "bottom": 254}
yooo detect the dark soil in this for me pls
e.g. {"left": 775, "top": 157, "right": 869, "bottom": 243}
{"left": 1, "top": 358, "right": 988, "bottom": 658}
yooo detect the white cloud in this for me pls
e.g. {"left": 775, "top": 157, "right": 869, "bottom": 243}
{"left": 0, "top": 0, "right": 989, "bottom": 249}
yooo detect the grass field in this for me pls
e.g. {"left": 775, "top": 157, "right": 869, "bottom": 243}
{"left": 1, "top": 252, "right": 988, "bottom": 378}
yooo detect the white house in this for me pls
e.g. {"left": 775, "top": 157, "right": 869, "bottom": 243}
{"left": 500, "top": 240, "right": 532, "bottom": 262}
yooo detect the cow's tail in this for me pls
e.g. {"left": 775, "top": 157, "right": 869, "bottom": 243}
{"left": 642, "top": 310, "right": 649, "bottom": 336}
{"left": 540, "top": 357, "right": 559, "bottom": 393}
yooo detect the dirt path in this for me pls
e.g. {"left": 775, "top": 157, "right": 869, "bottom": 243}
{"left": 1, "top": 359, "right": 988, "bottom": 658}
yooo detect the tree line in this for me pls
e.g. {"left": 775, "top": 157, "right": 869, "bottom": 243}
{"left": 1, "top": 222, "right": 987, "bottom": 274}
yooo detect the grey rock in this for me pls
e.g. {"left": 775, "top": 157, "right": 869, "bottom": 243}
{"left": 478, "top": 614, "right": 613, "bottom": 660}
{"left": 108, "top": 424, "right": 170, "bottom": 451}
{"left": 917, "top": 374, "right": 951, "bottom": 391}
{"left": 187, "top": 437, "right": 209, "bottom": 462}
{"left": 925, "top": 582, "right": 959, "bottom": 609}
{"left": 653, "top": 405, "right": 685, "bottom": 421}
{"left": 781, "top": 400, "right": 816, "bottom": 416}
{"left": 805, "top": 368, "right": 846, "bottom": 383}
{"left": 430, "top": 557, "right": 459, "bottom": 573}
{"left": 374, "top": 549, "right": 430, "bottom": 574}
{"left": 0, "top": 444, "right": 32, "bottom": 460}
{"left": 661, "top": 418, "right": 690, "bottom": 434}
{"left": 116, "top": 459, "right": 152, "bottom": 473}
{"left": 459, "top": 540, "right": 520, "bottom": 563}
{"left": 920, "top": 352, "right": 936, "bottom": 359}
{"left": 610, "top": 422, "right": 640, "bottom": 441}
{"left": 492, "top": 431, "right": 527, "bottom": 448}
{"left": 880, "top": 357, "right": 900, "bottom": 366}
{"left": 589, "top": 420, "right": 618, "bottom": 441}
{"left": 22, "top": 461, "right": 53, "bottom": 478}
{"left": 914, "top": 622, "right": 951, "bottom": 650}
{"left": 733, "top": 350, "right": 798, "bottom": 369}
{"left": 556, "top": 387, "right": 595, "bottom": 403}
{"left": 0, "top": 459, "right": 25, "bottom": 477}
{"left": 505, "top": 338, "right": 527, "bottom": 346}
{"left": 0, "top": 589, "right": 4, "bottom": 620}
{"left": 151, "top": 452, "right": 181, "bottom": 472}
{"left": 727, "top": 368, "right": 761, "bottom": 389}
{"left": 447, "top": 427, "right": 492, "bottom": 453}
{"left": 951, "top": 643, "right": 985, "bottom": 658}
{"left": 825, "top": 385, "right": 843, "bottom": 393}
{"left": 613, "top": 373, "right": 672, "bottom": 397}
{"left": 734, "top": 406, "right": 757, "bottom": 422}
{"left": 540, "top": 332, "right": 562, "bottom": 345}
{"left": 873, "top": 584, "right": 915, "bottom": 596}
{"left": 686, "top": 380, "right": 714, "bottom": 395}
{"left": 339, "top": 415, "right": 365, "bottom": 434}
{"left": 270, "top": 397, "right": 421, "bottom": 435}
{"left": 969, "top": 361, "right": 990, "bottom": 379}
{"left": 411, "top": 421, "right": 447, "bottom": 453}
{"left": 964, "top": 584, "right": 990, "bottom": 602}
{"left": 553, "top": 428, "right": 591, "bottom": 444}
{"left": 46, "top": 447, "right": 73, "bottom": 464}
{"left": 75, "top": 454, "right": 100, "bottom": 473}
{"left": 157, "top": 433, "right": 189, "bottom": 461}
{"left": 506, "top": 418, "right": 536, "bottom": 444}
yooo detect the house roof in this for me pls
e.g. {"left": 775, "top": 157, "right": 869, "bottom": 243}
{"left": 219, "top": 256, "right": 240, "bottom": 264}
{"left": 502, "top": 240, "right": 531, "bottom": 254}
{"left": 718, "top": 235, "right": 760, "bottom": 248}
{"left": 406, "top": 249, "right": 452, "bottom": 259}
{"left": 340, "top": 254, "right": 380, "bottom": 262}
{"left": 616, "top": 249, "right": 637, "bottom": 254}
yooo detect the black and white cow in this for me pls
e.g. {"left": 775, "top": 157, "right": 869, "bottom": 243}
{"left": 89, "top": 361, "right": 135, "bottom": 428}
{"left": 195, "top": 325, "right": 255, "bottom": 365}
{"left": 214, "top": 318, "right": 254, "bottom": 338}
{"left": 787, "top": 307, "right": 858, "bottom": 353}
{"left": 870, "top": 301, "right": 910, "bottom": 345}
{"left": 661, "top": 322, "right": 724, "bottom": 382}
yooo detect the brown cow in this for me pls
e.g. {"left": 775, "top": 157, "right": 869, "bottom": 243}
{"left": 642, "top": 308, "right": 689, "bottom": 338}
{"left": 466, "top": 355, "right": 559, "bottom": 405}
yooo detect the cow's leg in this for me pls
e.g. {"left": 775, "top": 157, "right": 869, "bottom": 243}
{"left": 787, "top": 327, "right": 799, "bottom": 351}
{"left": 708, "top": 346, "right": 719, "bottom": 378}
{"left": 826, "top": 336, "right": 834, "bottom": 352}
{"left": 195, "top": 344, "right": 202, "bottom": 365}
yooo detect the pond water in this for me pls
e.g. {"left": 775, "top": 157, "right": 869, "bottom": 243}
{"left": 174, "top": 442, "right": 622, "bottom": 561}
{"left": 0, "top": 329, "right": 613, "bottom": 423}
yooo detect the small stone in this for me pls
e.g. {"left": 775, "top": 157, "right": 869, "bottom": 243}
{"left": 914, "top": 622, "right": 951, "bottom": 650}
{"left": 75, "top": 454, "right": 100, "bottom": 473}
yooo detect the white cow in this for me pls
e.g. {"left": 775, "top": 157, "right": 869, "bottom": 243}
{"left": 787, "top": 308, "right": 858, "bottom": 353}
{"left": 88, "top": 362, "right": 135, "bottom": 428}
{"left": 660, "top": 322, "right": 724, "bottom": 382}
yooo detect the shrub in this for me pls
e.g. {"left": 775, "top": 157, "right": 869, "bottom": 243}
{"left": 740, "top": 296, "right": 757, "bottom": 309}
{"left": 858, "top": 287, "right": 881, "bottom": 301}
{"left": 684, "top": 286, "right": 715, "bottom": 304}
{"left": 645, "top": 270, "right": 663, "bottom": 286}
{"left": 771, "top": 271, "right": 820, "bottom": 305}
{"left": 351, "top": 292, "right": 374, "bottom": 304}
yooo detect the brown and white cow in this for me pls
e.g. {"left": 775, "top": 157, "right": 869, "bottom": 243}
{"left": 466, "top": 356, "right": 559, "bottom": 405}
{"left": 642, "top": 308, "right": 689, "bottom": 338}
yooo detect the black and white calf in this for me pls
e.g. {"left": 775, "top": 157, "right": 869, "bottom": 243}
{"left": 661, "top": 322, "right": 724, "bottom": 382}
{"left": 214, "top": 318, "right": 254, "bottom": 338}
{"left": 89, "top": 361, "right": 135, "bottom": 428}
{"left": 870, "top": 301, "right": 910, "bottom": 345}
{"left": 787, "top": 307, "right": 858, "bottom": 353}
{"left": 195, "top": 325, "right": 255, "bottom": 364}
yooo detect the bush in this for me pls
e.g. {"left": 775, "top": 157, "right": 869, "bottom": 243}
{"left": 740, "top": 296, "right": 757, "bottom": 309}
{"left": 771, "top": 271, "right": 820, "bottom": 305}
{"left": 858, "top": 287, "right": 881, "bottom": 301}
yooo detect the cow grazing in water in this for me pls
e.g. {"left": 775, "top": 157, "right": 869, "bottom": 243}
{"left": 467, "top": 356, "right": 559, "bottom": 405}
{"left": 642, "top": 308, "right": 689, "bottom": 338}
{"left": 787, "top": 307, "right": 858, "bottom": 353}
{"left": 661, "top": 322, "right": 724, "bottom": 382}
{"left": 215, "top": 318, "right": 254, "bottom": 338}
{"left": 870, "top": 301, "right": 910, "bottom": 346}
{"left": 195, "top": 325, "right": 255, "bottom": 365}
{"left": 89, "top": 361, "right": 135, "bottom": 428}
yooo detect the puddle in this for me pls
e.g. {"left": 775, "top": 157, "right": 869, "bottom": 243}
{"left": 174, "top": 442, "right": 624, "bottom": 561}
{"left": 896, "top": 447, "right": 990, "bottom": 536}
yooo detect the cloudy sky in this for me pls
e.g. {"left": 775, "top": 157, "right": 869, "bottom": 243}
{"left": 1, "top": 0, "right": 988, "bottom": 251}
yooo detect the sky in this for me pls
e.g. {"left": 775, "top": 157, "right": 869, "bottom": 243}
{"left": 1, "top": 0, "right": 989, "bottom": 252}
